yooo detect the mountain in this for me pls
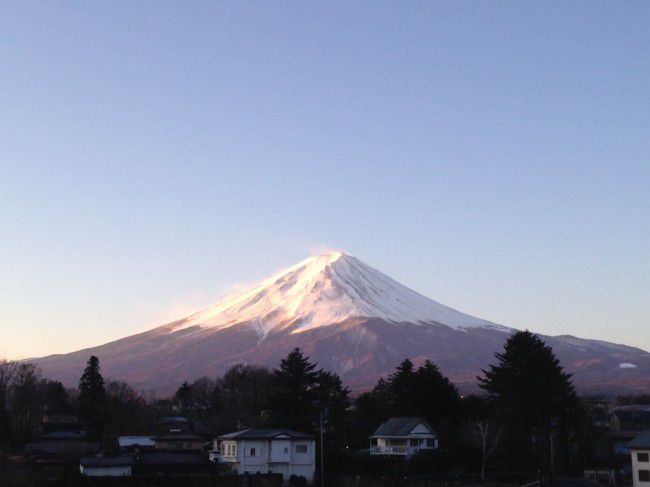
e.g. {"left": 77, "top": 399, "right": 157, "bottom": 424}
{"left": 32, "top": 252, "right": 650, "bottom": 395}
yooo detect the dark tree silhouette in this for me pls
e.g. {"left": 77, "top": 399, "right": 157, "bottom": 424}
{"left": 0, "top": 360, "right": 14, "bottom": 445}
{"left": 78, "top": 355, "right": 106, "bottom": 435}
{"left": 478, "top": 330, "right": 578, "bottom": 472}
{"left": 269, "top": 348, "right": 320, "bottom": 431}
{"left": 174, "top": 381, "right": 193, "bottom": 412}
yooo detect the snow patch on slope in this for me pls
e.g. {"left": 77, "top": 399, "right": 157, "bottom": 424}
{"left": 171, "top": 252, "right": 506, "bottom": 338}
{"left": 619, "top": 362, "right": 638, "bottom": 369}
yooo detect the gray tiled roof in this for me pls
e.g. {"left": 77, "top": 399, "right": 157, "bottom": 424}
{"left": 371, "top": 417, "right": 434, "bottom": 437}
{"left": 628, "top": 431, "right": 650, "bottom": 449}
{"left": 219, "top": 429, "right": 315, "bottom": 440}
{"left": 80, "top": 456, "right": 134, "bottom": 468}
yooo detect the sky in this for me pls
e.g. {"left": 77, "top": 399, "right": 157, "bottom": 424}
{"left": 1, "top": 1, "right": 649, "bottom": 360}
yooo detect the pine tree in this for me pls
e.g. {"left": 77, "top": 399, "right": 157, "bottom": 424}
{"left": 387, "top": 359, "right": 416, "bottom": 412}
{"left": 412, "top": 360, "right": 461, "bottom": 425}
{"left": 78, "top": 355, "right": 106, "bottom": 435}
{"left": 269, "top": 348, "right": 320, "bottom": 431}
{"left": 175, "top": 381, "right": 193, "bottom": 412}
{"left": 478, "top": 330, "right": 578, "bottom": 472}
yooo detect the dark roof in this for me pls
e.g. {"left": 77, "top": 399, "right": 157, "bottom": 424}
{"left": 628, "top": 431, "right": 650, "bottom": 449}
{"left": 521, "top": 479, "right": 599, "bottom": 487}
{"left": 24, "top": 441, "right": 101, "bottom": 456}
{"left": 219, "top": 429, "right": 315, "bottom": 440}
{"left": 155, "top": 434, "right": 205, "bottom": 441}
{"left": 136, "top": 451, "right": 210, "bottom": 466}
{"left": 371, "top": 417, "right": 434, "bottom": 437}
{"left": 160, "top": 416, "right": 189, "bottom": 423}
{"left": 41, "top": 431, "right": 84, "bottom": 440}
{"left": 80, "top": 456, "right": 134, "bottom": 468}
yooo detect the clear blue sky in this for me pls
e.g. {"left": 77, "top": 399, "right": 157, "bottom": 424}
{"left": 1, "top": 2, "right": 649, "bottom": 359}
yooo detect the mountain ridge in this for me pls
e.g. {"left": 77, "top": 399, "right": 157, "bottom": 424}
{"left": 29, "top": 252, "right": 650, "bottom": 395}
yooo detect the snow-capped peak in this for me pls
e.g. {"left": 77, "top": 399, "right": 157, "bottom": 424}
{"left": 171, "top": 251, "right": 503, "bottom": 337}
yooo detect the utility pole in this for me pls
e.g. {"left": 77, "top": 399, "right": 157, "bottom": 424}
{"left": 320, "top": 410, "right": 325, "bottom": 487}
{"left": 549, "top": 430, "right": 555, "bottom": 487}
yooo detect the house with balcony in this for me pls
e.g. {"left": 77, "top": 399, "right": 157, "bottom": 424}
{"left": 370, "top": 417, "right": 437, "bottom": 457}
{"left": 211, "top": 429, "right": 315, "bottom": 482}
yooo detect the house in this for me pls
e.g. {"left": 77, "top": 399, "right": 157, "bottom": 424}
{"left": 158, "top": 415, "right": 190, "bottom": 434}
{"left": 23, "top": 431, "right": 101, "bottom": 457}
{"left": 7, "top": 431, "right": 101, "bottom": 483}
{"left": 80, "top": 456, "right": 134, "bottom": 477}
{"left": 154, "top": 434, "right": 206, "bottom": 451}
{"left": 629, "top": 431, "right": 650, "bottom": 487}
{"left": 213, "top": 429, "right": 316, "bottom": 482}
{"left": 41, "top": 407, "right": 80, "bottom": 434}
{"left": 370, "top": 417, "right": 438, "bottom": 457}
{"left": 611, "top": 406, "right": 650, "bottom": 432}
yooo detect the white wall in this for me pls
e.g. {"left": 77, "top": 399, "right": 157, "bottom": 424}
{"left": 270, "top": 439, "right": 291, "bottom": 463}
{"left": 240, "top": 440, "right": 267, "bottom": 471}
{"left": 632, "top": 449, "right": 650, "bottom": 487}
{"left": 291, "top": 440, "right": 314, "bottom": 465}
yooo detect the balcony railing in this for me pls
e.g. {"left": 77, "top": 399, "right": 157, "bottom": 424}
{"left": 369, "top": 445, "right": 434, "bottom": 456}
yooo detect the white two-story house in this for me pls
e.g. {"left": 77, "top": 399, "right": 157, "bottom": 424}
{"left": 630, "top": 431, "right": 650, "bottom": 487}
{"left": 370, "top": 417, "right": 438, "bottom": 457}
{"left": 211, "top": 429, "right": 316, "bottom": 482}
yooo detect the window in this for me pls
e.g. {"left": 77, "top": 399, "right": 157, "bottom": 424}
{"left": 248, "top": 447, "right": 256, "bottom": 457}
{"left": 639, "top": 470, "right": 650, "bottom": 482}
{"left": 639, "top": 452, "right": 650, "bottom": 462}
{"left": 426, "top": 438, "right": 435, "bottom": 448}
{"left": 295, "top": 444, "right": 308, "bottom": 454}
{"left": 283, "top": 447, "right": 289, "bottom": 454}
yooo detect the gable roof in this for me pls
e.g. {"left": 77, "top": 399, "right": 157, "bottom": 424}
{"left": 628, "top": 431, "right": 650, "bottom": 449}
{"left": 218, "top": 429, "right": 315, "bottom": 440}
{"left": 371, "top": 417, "right": 435, "bottom": 437}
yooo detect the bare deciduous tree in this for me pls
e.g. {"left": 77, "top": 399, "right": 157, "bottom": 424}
{"left": 471, "top": 420, "right": 502, "bottom": 481}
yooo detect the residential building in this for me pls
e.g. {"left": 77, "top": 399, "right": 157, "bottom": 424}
{"left": 629, "top": 431, "right": 650, "bottom": 487}
{"left": 213, "top": 429, "right": 316, "bottom": 482}
{"left": 370, "top": 417, "right": 438, "bottom": 457}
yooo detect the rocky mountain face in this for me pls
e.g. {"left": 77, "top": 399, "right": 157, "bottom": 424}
{"left": 32, "top": 252, "right": 650, "bottom": 395}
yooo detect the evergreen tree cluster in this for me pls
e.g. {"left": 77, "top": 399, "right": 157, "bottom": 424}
{"left": 0, "top": 331, "right": 607, "bottom": 480}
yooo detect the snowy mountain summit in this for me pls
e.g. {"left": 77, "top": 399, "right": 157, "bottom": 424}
{"left": 173, "top": 251, "right": 503, "bottom": 337}
{"left": 31, "top": 250, "right": 650, "bottom": 395}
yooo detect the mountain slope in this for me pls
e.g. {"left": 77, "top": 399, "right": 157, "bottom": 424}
{"left": 31, "top": 252, "right": 650, "bottom": 395}
{"left": 172, "top": 252, "right": 507, "bottom": 336}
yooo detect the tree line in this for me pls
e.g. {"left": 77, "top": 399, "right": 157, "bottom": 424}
{"left": 0, "top": 331, "right": 604, "bottom": 478}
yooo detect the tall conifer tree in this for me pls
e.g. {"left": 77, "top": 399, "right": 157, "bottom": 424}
{"left": 78, "top": 355, "right": 106, "bottom": 435}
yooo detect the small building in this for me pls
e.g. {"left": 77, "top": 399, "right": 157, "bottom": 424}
{"left": 80, "top": 456, "right": 134, "bottom": 477}
{"left": 213, "top": 429, "right": 316, "bottom": 482}
{"left": 41, "top": 408, "right": 80, "bottom": 434}
{"left": 370, "top": 417, "right": 438, "bottom": 457}
{"left": 629, "top": 431, "right": 650, "bottom": 487}
{"left": 155, "top": 434, "right": 205, "bottom": 451}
